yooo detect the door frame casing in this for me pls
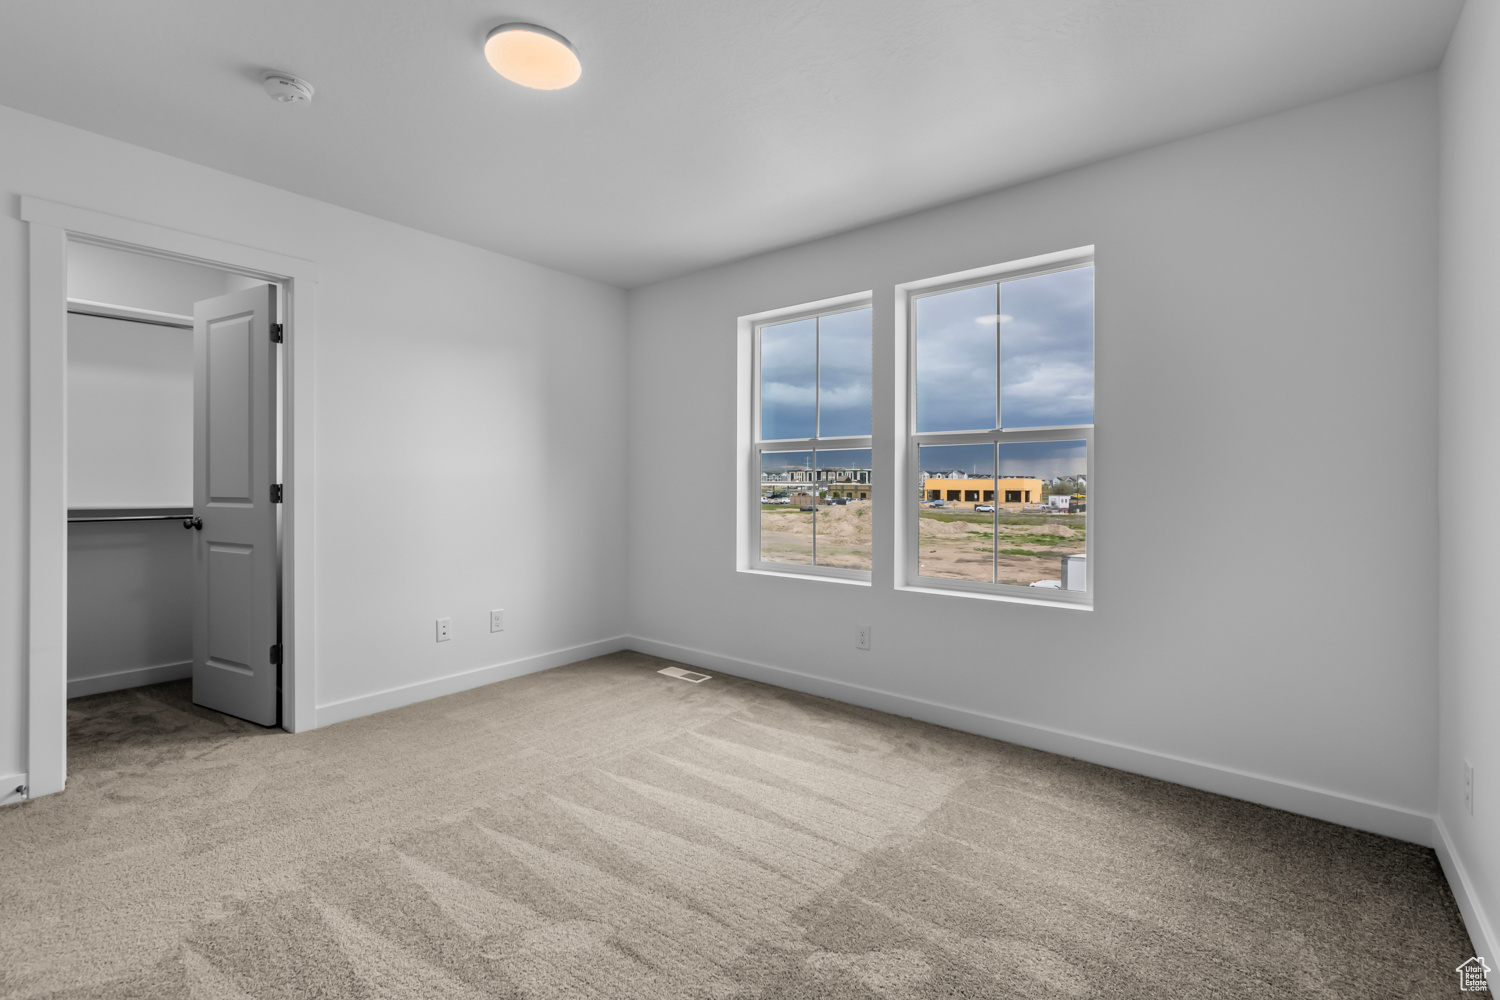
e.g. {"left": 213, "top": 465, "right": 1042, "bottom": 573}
{"left": 22, "top": 196, "right": 319, "bottom": 797}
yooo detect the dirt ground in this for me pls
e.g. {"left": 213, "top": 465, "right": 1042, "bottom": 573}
{"left": 917, "top": 513, "right": 1084, "bottom": 586}
{"left": 760, "top": 502, "right": 872, "bottom": 570}
{"left": 759, "top": 503, "right": 1083, "bottom": 585}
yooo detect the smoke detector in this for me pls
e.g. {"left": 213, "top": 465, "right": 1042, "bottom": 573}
{"left": 261, "top": 72, "right": 314, "bottom": 104}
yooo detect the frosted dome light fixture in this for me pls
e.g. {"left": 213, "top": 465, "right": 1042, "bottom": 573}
{"left": 484, "top": 23, "right": 581, "bottom": 90}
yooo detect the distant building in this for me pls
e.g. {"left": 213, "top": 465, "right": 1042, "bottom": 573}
{"left": 819, "top": 466, "right": 871, "bottom": 499}
{"left": 762, "top": 465, "right": 816, "bottom": 484}
{"left": 921, "top": 477, "right": 1046, "bottom": 508}
{"left": 763, "top": 466, "right": 871, "bottom": 499}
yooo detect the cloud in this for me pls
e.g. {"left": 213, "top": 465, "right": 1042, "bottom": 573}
{"left": 761, "top": 308, "right": 874, "bottom": 439}
{"left": 916, "top": 266, "right": 1093, "bottom": 431}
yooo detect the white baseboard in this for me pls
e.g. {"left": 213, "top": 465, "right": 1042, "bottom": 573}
{"left": 314, "top": 636, "right": 631, "bottom": 727}
{"left": 67, "top": 660, "right": 192, "bottom": 699}
{"left": 0, "top": 773, "right": 28, "bottom": 807}
{"left": 625, "top": 635, "right": 1437, "bottom": 848}
{"left": 1435, "top": 816, "right": 1499, "bottom": 964}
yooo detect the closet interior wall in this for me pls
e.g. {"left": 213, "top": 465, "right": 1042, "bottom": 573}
{"left": 65, "top": 242, "right": 259, "bottom": 697}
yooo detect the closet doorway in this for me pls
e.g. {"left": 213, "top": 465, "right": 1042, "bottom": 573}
{"left": 23, "top": 195, "right": 318, "bottom": 800}
{"left": 66, "top": 243, "right": 282, "bottom": 725}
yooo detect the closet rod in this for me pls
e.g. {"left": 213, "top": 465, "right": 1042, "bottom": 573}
{"left": 68, "top": 514, "right": 194, "bottom": 523}
{"left": 66, "top": 298, "right": 193, "bottom": 329}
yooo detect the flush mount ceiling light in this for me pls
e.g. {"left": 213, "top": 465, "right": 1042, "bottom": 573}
{"left": 261, "top": 71, "right": 314, "bottom": 104}
{"left": 484, "top": 23, "right": 581, "bottom": 90}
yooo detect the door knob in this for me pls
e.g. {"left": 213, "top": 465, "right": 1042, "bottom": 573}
{"left": 182, "top": 516, "right": 202, "bottom": 530}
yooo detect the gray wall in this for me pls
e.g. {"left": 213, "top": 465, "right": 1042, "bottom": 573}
{"left": 68, "top": 241, "right": 242, "bottom": 316}
{"left": 66, "top": 310, "right": 195, "bottom": 693}
{"left": 627, "top": 75, "right": 1439, "bottom": 831}
{"left": 67, "top": 521, "right": 193, "bottom": 697}
{"left": 0, "top": 102, "right": 631, "bottom": 777}
{"left": 1439, "top": 0, "right": 1500, "bottom": 963}
{"left": 67, "top": 312, "right": 193, "bottom": 509}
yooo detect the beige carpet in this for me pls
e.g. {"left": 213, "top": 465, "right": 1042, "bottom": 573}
{"left": 0, "top": 651, "right": 1471, "bottom": 998}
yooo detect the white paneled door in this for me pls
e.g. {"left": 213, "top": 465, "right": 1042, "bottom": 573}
{"left": 191, "top": 285, "right": 280, "bottom": 726}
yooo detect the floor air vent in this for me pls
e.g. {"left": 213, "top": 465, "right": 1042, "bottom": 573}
{"left": 658, "top": 666, "right": 711, "bottom": 683}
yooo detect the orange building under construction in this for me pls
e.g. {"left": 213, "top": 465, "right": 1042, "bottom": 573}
{"left": 921, "top": 477, "right": 1047, "bottom": 508}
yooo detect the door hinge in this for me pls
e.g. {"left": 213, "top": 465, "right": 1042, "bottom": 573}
{"left": 270, "top": 322, "right": 284, "bottom": 344}
{"left": 270, "top": 644, "right": 282, "bottom": 666}
{"left": 270, "top": 483, "right": 283, "bottom": 503}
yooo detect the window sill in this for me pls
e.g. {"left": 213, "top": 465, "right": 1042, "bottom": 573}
{"left": 895, "top": 582, "right": 1092, "bottom": 610}
{"left": 741, "top": 567, "right": 872, "bottom": 586}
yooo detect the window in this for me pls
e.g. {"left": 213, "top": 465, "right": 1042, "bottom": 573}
{"left": 749, "top": 298, "right": 873, "bottom": 579}
{"left": 903, "top": 249, "right": 1094, "bottom": 604}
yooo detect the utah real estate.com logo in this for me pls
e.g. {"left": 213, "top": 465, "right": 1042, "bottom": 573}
{"left": 1457, "top": 957, "right": 1491, "bottom": 992}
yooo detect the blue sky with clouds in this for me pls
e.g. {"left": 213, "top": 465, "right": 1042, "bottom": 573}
{"left": 760, "top": 308, "right": 872, "bottom": 440}
{"left": 916, "top": 266, "right": 1093, "bottom": 432}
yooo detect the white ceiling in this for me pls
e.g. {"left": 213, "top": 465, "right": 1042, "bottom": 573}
{"left": 0, "top": 1, "right": 1464, "bottom": 288}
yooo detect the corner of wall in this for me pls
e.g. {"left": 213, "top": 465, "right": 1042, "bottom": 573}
{"left": 1438, "top": 0, "right": 1500, "bottom": 964}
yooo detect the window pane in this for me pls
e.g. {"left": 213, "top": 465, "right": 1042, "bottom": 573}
{"left": 760, "top": 318, "right": 816, "bottom": 440}
{"left": 915, "top": 284, "right": 997, "bottom": 433}
{"left": 995, "top": 440, "right": 1087, "bottom": 589}
{"left": 1000, "top": 266, "right": 1094, "bottom": 427}
{"left": 815, "top": 448, "right": 872, "bottom": 570}
{"left": 916, "top": 443, "right": 995, "bottom": 582}
{"left": 759, "top": 450, "right": 815, "bottom": 565}
{"left": 818, "top": 308, "right": 872, "bottom": 437}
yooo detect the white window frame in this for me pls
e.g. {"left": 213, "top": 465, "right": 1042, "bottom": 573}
{"left": 895, "top": 246, "right": 1094, "bottom": 608}
{"left": 737, "top": 291, "right": 874, "bottom": 583}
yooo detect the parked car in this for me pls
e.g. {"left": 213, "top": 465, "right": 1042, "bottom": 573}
{"left": 974, "top": 504, "right": 995, "bottom": 512}
{"left": 762, "top": 496, "right": 790, "bottom": 505}
{"left": 922, "top": 500, "right": 947, "bottom": 507}
{"left": 799, "top": 505, "right": 816, "bottom": 511}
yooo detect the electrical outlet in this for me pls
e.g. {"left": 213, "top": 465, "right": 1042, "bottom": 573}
{"left": 1465, "top": 761, "right": 1474, "bottom": 815}
{"left": 856, "top": 624, "right": 871, "bottom": 651}
{"left": 490, "top": 609, "right": 505, "bottom": 633}
{"left": 436, "top": 617, "right": 451, "bottom": 643}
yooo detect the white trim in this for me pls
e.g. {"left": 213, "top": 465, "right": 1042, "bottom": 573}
{"left": 20, "top": 198, "right": 319, "bottom": 283}
{"left": 1435, "top": 816, "right": 1500, "bottom": 964}
{"left": 895, "top": 582, "right": 1093, "bottom": 609}
{"left": 0, "top": 775, "right": 28, "bottom": 807}
{"left": 754, "top": 435, "right": 872, "bottom": 450}
{"left": 67, "top": 661, "right": 192, "bottom": 699}
{"left": 896, "top": 248, "right": 1095, "bottom": 608}
{"left": 740, "top": 292, "right": 875, "bottom": 581}
{"left": 624, "top": 635, "right": 1437, "bottom": 847}
{"left": 28, "top": 222, "right": 68, "bottom": 798}
{"left": 895, "top": 244, "right": 1094, "bottom": 297}
{"left": 739, "top": 289, "right": 871, "bottom": 326}
{"left": 740, "top": 567, "right": 871, "bottom": 587}
{"left": 21, "top": 197, "right": 321, "bottom": 800}
{"left": 314, "top": 636, "right": 631, "bottom": 727}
